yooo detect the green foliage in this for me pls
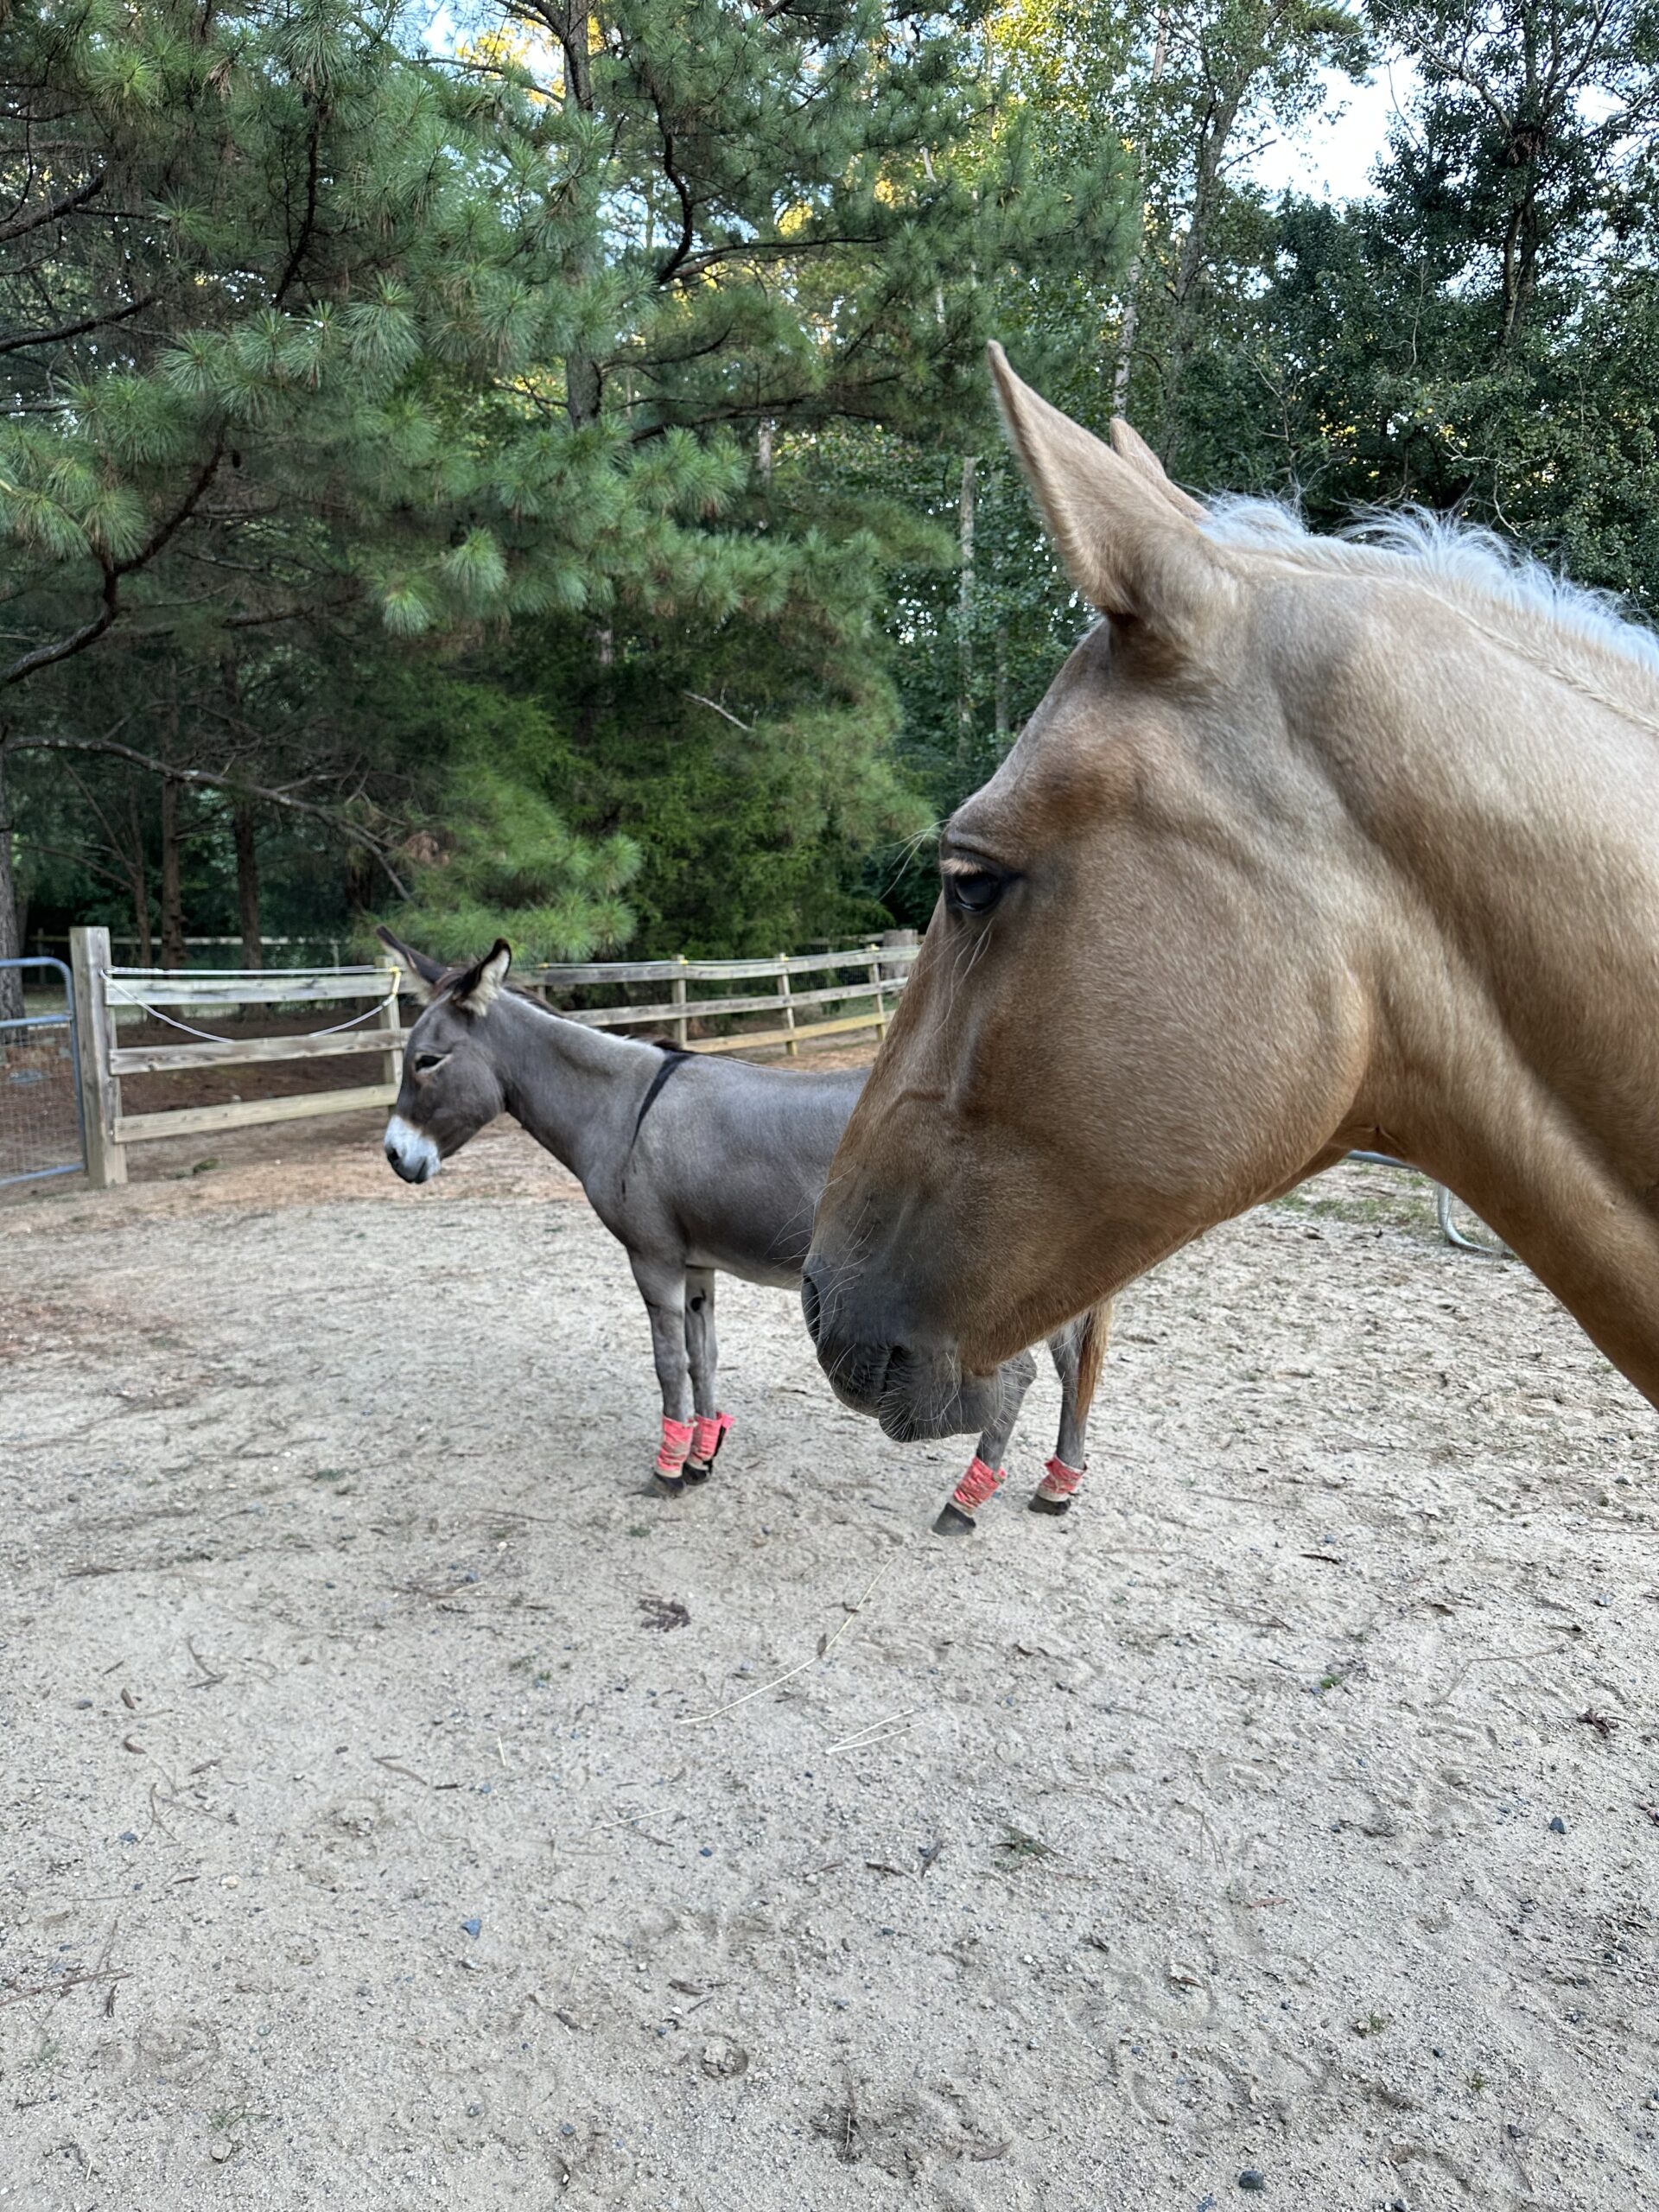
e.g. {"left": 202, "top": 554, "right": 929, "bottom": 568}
{"left": 2, "top": 0, "right": 1118, "bottom": 966}
{"left": 390, "top": 758, "right": 641, "bottom": 964}
{"left": 378, "top": 686, "right": 642, "bottom": 962}
{"left": 16, "top": 0, "right": 1659, "bottom": 980}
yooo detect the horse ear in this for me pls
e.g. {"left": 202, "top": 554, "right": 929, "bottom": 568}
{"left": 987, "top": 344, "right": 1224, "bottom": 645}
{"left": 449, "top": 938, "right": 512, "bottom": 1014}
{"left": 1108, "top": 418, "right": 1208, "bottom": 523}
{"left": 375, "top": 925, "right": 447, "bottom": 1003}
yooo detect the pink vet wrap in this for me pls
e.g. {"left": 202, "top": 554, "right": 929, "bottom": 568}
{"left": 1037, "top": 1455, "right": 1086, "bottom": 1499}
{"left": 950, "top": 1456, "right": 1006, "bottom": 1514}
{"left": 690, "top": 1411, "right": 733, "bottom": 1465}
{"left": 656, "top": 1416, "right": 696, "bottom": 1476}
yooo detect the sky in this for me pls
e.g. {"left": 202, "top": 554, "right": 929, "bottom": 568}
{"left": 1246, "top": 60, "right": 1420, "bottom": 202}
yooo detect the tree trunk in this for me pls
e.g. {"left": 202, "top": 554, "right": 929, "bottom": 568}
{"left": 0, "top": 745, "right": 23, "bottom": 1024}
{"left": 1498, "top": 170, "right": 1542, "bottom": 352}
{"left": 1112, "top": 4, "right": 1168, "bottom": 415}
{"left": 1168, "top": 89, "right": 1242, "bottom": 372}
{"left": 159, "top": 774, "right": 185, "bottom": 969}
{"left": 550, "top": 2, "right": 602, "bottom": 428}
{"left": 957, "top": 454, "right": 976, "bottom": 763}
{"left": 233, "top": 802, "right": 262, "bottom": 969}
{"left": 128, "top": 785, "right": 152, "bottom": 965}
{"left": 995, "top": 624, "right": 1010, "bottom": 746}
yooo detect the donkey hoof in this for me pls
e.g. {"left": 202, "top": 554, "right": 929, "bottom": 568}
{"left": 932, "top": 1501, "right": 978, "bottom": 1536}
{"left": 683, "top": 1459, "right": 713, "bottom": 1484}
{"left": 652, "top": 1471, "right": 687, "bottom": 1499}
{"left": 1028, "top": 1491, "right": 1072, "bottom": 1517}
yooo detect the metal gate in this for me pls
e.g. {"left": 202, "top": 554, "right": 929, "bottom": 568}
{"left": 0, "top": 957, "right": 86, "bottom": 1188}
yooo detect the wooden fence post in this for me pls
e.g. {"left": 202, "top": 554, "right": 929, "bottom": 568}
{"left": 672, "top": 955, "right": 689, "bottom": 1048}
{"left": 868, "top": 943, "right": 888, "bottom": 1037}
{"left": 375, "top": 950, "right": 404, "bottom": 1092}
{"left": 778, "top": 955, "right": 798, "bottom": 1057}
{"left": 70, "top": 925, "right": 126, "bottom": 1189}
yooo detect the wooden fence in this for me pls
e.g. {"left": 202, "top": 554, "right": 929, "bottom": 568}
{"left": 67, "top": 927, "right": 917, "bottom": 1189}
{"left": 527, "top": 940, "right": 917, "bottom": 1054}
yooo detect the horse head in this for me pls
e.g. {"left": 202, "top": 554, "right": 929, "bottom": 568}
{"left": 804, "top": 346, "right": 1414, "bottom": 1438}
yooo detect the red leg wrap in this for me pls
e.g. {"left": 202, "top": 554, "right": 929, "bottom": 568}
{"left": 656, "top": 1416, "right": 695, "bottom": 1476}
{"left": 690, "top": 1411, "right": 733, "bottom": 1466}
{"left": 1036, "top": 1455, "right": 1086, "bottom": 1502}
{"left": 950, "top": 1456, "right": 1007, "bottom": 1514}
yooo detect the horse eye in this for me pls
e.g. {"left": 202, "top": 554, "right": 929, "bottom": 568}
{"left": 414, "top": 1051, "right": 448, "bottom": 1074}
{"left": 945, "top": 868, "right": 1006, "bottom": 916}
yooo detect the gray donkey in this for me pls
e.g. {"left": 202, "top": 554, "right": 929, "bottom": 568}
{"left": 378, "top": 931, "right": 1108, "bottom": 1530}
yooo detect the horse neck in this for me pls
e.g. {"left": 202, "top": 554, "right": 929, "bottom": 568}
{"left": 488, "top": 994, "right": 658, "bottom": 1187}
{"left": 1320, "top": 601, "right": 1659, "bottom": 1400}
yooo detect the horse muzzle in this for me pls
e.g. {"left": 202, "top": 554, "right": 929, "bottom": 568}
{"left": 384, "top": 1114, "right": 441, "bottom": 1185}
{"left": 800, "top": 1262, "right": 1007, "bottom": 1441}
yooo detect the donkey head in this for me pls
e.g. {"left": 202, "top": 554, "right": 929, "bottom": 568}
{"left": 378, "top": 930, "right": 513, "bottom": 1184}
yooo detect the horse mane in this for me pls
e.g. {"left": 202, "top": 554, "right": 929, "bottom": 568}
{"left": 1201, "top": 494, "right": 1659, "bottom": 731}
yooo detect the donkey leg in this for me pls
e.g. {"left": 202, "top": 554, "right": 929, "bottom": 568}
{"left": 682, "top": 1268, "right": 733, "bottom": 1484}
{"left": 629, "top": 1253, "right": 696, "bottom": 1497}
{"left": 1031, "top": 1298, "right": 1113, "bottom": 1517}
{"left": 933, "top": 1353, "right": 1033, "bottom": 1536}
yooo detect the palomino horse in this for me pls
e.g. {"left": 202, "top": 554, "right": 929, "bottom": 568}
{"left": 377, "top": 931, "right": 1109, "bottom": 1525}
{"left": 804, "top": 343, "right": 1659, "bottom": 1441}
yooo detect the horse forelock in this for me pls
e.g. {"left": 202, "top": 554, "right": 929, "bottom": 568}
{"left": 1201, "top": 494, "right": 1659, "bottom": 734}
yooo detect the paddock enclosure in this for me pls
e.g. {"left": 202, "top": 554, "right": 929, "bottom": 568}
{"left": 3, "top": 1115, "right": 1657, "bottom": 2210}
{"left": 54, "top": 931, "right": 918, "bottom": 1191}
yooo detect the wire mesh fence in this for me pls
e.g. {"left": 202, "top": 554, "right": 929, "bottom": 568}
{"left": 0, "top": 958, "right": 86, "bottom": 1189}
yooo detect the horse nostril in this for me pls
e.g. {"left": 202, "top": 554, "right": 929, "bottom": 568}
{"left": 801, "top": 1268, "right": 823, "bottom": 1343}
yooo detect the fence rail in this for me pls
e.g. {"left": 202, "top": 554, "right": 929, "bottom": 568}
{"left": 525, "top": 940, "right": 917, "bottom": 1052}
{"left": 70, "top": 927, "right": 404, "bottom": 1185}
{"left": 67, "top": 930, "right": 918, "bottom": 1188}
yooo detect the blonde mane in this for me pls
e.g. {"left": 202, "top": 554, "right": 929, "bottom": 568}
{"left": 1202, "top": 495, "right": 1659, "bottom": 731}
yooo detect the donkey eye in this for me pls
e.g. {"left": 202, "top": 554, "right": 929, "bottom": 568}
{"left": 944, "top": 867, "right": 1007, "bottom": 916}
{"left": 413, "top": 1051, "right": 448, "bottom": 1074}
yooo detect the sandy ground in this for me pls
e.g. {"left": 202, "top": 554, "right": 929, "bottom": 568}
{"left": 2, "top": 1111, "right": 1656, "bottom": 2211}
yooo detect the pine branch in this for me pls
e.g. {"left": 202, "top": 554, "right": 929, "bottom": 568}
{"left": 224, "top": 601, "right": 332, "bottom": 628}
{"left": 113, "top": 437, "right": 226, "bottom": 580}
{"left": 683, "top": 690, "right": 753, "bottom": 731}
{"left": 0, "top": 555, "right": 119, "bottom": 686}
{"left": 273, "top": 111, "right": 324, "bottom": 308}
{"left": 0, "top": 290, "right": 156, "bottom": 358}
{"left": 5, "top": 731, "right": 412, "bottom": 896}
{"left": 0, "top": 169, "right": 104, "bottom": 243}
{"left": 646, "top": 81, "right": 698, "bottom": 285}
{"left": 665, "top": 233, "right": 880, "bottom": 284}
{"left": 1, "top": 438, "right": 227, "bottom": 688}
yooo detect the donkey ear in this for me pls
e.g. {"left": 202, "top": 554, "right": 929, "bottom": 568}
{"left": 375, "top": 925, "right": 447, "bottom": 1003}
{"left": 449, "top": 938, "right": 512, "bottom": 1014}
{"left": 988, "top": 344, "right": 1224, "bottom": 644}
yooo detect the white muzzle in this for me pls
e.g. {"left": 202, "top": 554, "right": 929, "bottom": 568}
{"left": 384, "top": 1114, "right": 441, "bottom": 1185}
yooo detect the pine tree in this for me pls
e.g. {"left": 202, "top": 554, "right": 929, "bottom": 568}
{"left": 1, "top": 0, "right": 1109, "bottom": 978}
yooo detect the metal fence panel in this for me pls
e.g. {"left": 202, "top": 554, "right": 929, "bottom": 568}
{"left": 0, "top": 957, "right": 86, "bottom": 1188}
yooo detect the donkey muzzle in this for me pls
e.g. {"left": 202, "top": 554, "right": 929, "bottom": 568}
{"left": 384, "top": 1114, "right": 441, "bottom": 1185}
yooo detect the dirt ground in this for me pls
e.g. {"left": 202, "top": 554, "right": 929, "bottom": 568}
{"left": 2, "top": 1107, "right": 1656, "bottom": 2211}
